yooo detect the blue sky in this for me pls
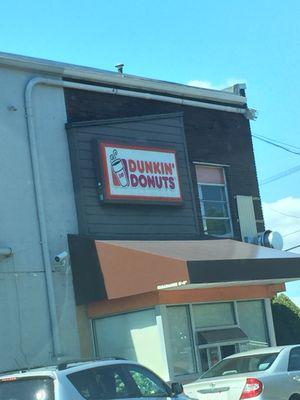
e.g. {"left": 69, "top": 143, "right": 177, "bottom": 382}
{"left": 1, "top": 0, "right": 300, "bottom": 295}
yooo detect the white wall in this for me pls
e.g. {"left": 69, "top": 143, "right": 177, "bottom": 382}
{"left": 0, "top": 65, "right": 80, "bottom": 371}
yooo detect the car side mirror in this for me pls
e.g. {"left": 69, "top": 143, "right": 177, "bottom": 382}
{"left": 171, "top": 382, "right": 184, "bottom": 395}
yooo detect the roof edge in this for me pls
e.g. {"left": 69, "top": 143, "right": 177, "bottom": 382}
{"left": 0, "top": 51, "right": 247, "bottom": 106}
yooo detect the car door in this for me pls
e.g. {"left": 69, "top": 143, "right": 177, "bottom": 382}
{"left": 287, "top": 347, "right": 300, "bottom": 395}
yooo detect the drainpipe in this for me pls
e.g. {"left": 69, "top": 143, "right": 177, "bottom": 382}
{"left": 24, "top": 76, "right": 255, "bottom": 358}
{"left": 0, "top": 247, "right": 12, "bottom": 257}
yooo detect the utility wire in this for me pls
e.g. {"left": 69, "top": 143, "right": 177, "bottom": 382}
{"left": 260, "top": 164, "right": 300, "bottom": 185}
{"left": 285, "top": 244, "right": 300, "bottom": 251}
{"left": 263, "top": 204, "right": 300, "bottom": 219}
{"left": 253, "top": 133, "right": 300, "bottom": 151}
{"left": 283, "top": 229, "right": 300, "bottom": 238}
{"left": 252, "top": 134, "right": 300, "bottom": 155}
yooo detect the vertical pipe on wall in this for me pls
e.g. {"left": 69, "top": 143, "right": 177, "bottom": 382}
{"left": 25, "top": 78, "right": 63, "bottom": 358}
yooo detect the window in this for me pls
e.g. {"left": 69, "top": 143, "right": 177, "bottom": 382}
{"left": 288, "top": 347, "right": 300, "bottom": 371}
{"left": 67, "top": 364, "right": 171, "bottom": 400}
{"left": 68, "top": 365, "right": 133, "bottom": 400}
{"left": 201, "top": 352, "right": 279, "bottom": 378}
{"left": 0, "top": 377, "right": 54, "bottom": 400}
{"left": 193, "top": 302, "right": 236, "bottom": 329}
{"left": 93, "top": 308, "right": 166, "bottom": 378}
{"left": 166, "top": 305, "right": 196, "bottom": 376}
{"left": 237, "top": 300, "right": 269, "bottom": 348}
{"left": 126, "top": 365, "right": 170, "bottom": 397}
{"left": 195, "top": 165, "right": 232, "bottom": 236}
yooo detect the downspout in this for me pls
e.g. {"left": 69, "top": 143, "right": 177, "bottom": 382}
{"left": 0, "top": 247, "right": 12, "bottom": 257}
{"left": 24, "top": 76, "right": 254, "bottom": 358}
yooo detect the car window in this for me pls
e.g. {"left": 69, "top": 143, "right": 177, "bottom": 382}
{"left": 67, "top": 365, "right": 137, "bottom": 400}
{"left": 201, "top": 353, "right": 279, "bottom": 378}
{"left": 0, "top": 377, "right": 54, "bottom": 400}
{"left": 288, "top": 347, "right": 300, "bottom": 371}
{"left": 125, "top": 365, "right": 171, "bottom": 398}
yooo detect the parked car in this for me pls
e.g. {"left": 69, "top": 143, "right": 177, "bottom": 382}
{"left": 0, "top": 358, "right": 187, "bottom": 400}
{"left": 184, "top": 345, "right": 300, "bottom": 400}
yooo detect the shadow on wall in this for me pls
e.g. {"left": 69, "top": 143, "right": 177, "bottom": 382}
{"left": 271, "top": 294, "right": 300, "bottom": 345}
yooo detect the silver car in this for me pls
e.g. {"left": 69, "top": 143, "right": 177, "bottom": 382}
{"left": 184, "top": 345, "right": 300, "bottom": 400}
{"left": 0, "top": 358, "right": 187, "bottom": 400}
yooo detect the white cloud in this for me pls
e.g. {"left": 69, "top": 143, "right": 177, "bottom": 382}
{"left": 262, "top": 197, "right": 300, "bottom": 254}
{"left": 187, "top": 78, "right": 247, "bottom": 91}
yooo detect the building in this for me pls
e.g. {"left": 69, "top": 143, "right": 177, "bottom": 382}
{"left": 0, "top": 52, "right": 299, "bottom": 382}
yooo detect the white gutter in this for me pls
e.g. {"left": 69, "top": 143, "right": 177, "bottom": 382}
{"left": 24, "top": 75, "right": 254, "bottom": 358}
{"left": 0, "top": 51, "right": 249, "bottom": 106}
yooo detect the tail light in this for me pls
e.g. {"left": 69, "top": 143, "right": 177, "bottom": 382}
{"left": 240, "top": 378, "right": 263, "bottom": 399}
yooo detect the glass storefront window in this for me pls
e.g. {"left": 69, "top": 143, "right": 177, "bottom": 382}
{"left": 193, "top": 302, "right": 235, "bottom": 329}
{"left": 166, "top": 306, "right": 196, "bottom": 376}
{"left": 237, "top": 300, "right": 269, "bottom": 348}
{"left": 93, "top": 309, "right": 167, "bottom": 379}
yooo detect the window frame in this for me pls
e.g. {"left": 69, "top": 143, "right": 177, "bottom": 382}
{"left": 195, "top": 165, "right": 233, "bottom": 237}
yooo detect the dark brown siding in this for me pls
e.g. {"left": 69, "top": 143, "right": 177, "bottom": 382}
{"left": 64, "top": 88, "right": 264, "bottom": 239}
{"left": 67, "top": 112, "right": 201, "bottom": 239}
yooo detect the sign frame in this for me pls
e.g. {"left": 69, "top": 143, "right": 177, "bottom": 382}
{"left": 97, "top": 141, "right": 183, "bottom": 205}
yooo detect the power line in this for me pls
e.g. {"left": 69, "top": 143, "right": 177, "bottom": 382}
{"left": 260, "top": 164, "right": 300, "bottom": 185}
{"left": 253, "top": 133, "right": 300, "bottom": 151}
{"left": 285, "top": 244, "right": 300, "bottom": 251}
{"left": 264, "top": 204, "right": 300, "bottom": 219}
{"left": 252, "top": 134, "right": 300, "bottom": 155}
{"left": 283, "top": 229, "right": 300, "bottom": 238}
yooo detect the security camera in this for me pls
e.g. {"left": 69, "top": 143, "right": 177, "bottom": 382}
{"left": 54, "top": 251, "right": 68, "bottom": 265}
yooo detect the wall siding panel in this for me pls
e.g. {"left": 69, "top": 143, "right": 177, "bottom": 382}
{"left": 67, "top": 112, "right": 201, "bottom": 239}
{"left": 64, "top": 89, "right": 264, "bottom": 239}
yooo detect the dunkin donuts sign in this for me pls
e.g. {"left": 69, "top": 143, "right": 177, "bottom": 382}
{"left": 99, "top": 142, "right": 182, "bottom": 203}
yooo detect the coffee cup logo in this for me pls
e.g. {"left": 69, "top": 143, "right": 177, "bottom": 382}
{"left": 110, "top": 149, "right": 129, "bottom": 187}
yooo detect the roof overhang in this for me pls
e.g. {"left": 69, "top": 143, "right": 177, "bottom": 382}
{"left": 68, "top": 236, "right": 300, "bottom": 305}
{"left": 0, "top": 51, "right": 246, "bottom": 106}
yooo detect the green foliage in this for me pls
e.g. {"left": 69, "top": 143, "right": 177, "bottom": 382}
{"left": 271, "top": 294, "right": 300, "bottom": 345}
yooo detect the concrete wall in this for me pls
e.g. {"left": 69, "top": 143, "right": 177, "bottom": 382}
{"left": 0, "top": 65, "right": 80, "bottom": 371}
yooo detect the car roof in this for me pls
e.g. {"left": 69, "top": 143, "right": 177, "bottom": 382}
{"left": 225, "top": 345, "right": 299, "bottom": 359}
{"left": 0, "top": 359, "right": 139, "bottom": 380}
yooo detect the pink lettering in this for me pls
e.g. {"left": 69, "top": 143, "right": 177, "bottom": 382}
{"left": 153, "top": 162, "right": 161, "bottom": 174}
{"left": 130, "top": 174, "right": 138, "bottom": 187}
{"left": 169, "top": 177, "right": 175, "bottom": 189}
{"left": 137, "top": 160, "right": 145, "bottom": 173}
{"left": 128, "top": 159, "right": 136, "bottom": 172}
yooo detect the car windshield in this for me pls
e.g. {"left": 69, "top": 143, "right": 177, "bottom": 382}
{"left": 0, "top": 377, "right": 54, "bottom": 400}
{"left": 67, "top": 364, "right": 172, "bottom": 399}
{"left": 200, "top": 352, "right": 279, "bottom": 379}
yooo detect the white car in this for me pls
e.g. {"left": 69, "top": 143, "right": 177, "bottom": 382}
{"left": 0, "top": 358, "right": 187, "bottom": 400}
{"left": 184, "top": 345, "right": 300, "bottom": 400}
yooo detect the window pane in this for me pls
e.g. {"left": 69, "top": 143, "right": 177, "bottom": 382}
{"left": 199, "top": 185, "right": 226, "bottom": 201}
{"left": 166, "top": 306, "right": 196, "bottom": 376}
{"left": 0, "top": 378, "right": 54, "bottom": 400}
{"left": 193, "top": 303, "right": 235, "bottom": 329}
{"left": 127, "top": 365, "right": 169, "bottom": 397}
{"left": 196, "top": 166, "right": 224, "bottom": 184}
{"left": 93, "top": 309, "right": 167, "bottom": 379}
{"left": 288, "top": 347, "right": 300, "bottom": 371}
{"left": 203, "top": 201, "right": 229, "bottom": 217}
{"left": 237, "top": 301, "right": 269, "bottom": 348}
{"left": 204, "top": 219, "right": 231, "bottom": 235}
{"left": 67, "top": 365, "right": 134, "bottom": 400}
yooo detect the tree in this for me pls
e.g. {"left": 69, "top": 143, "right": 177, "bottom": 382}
{"left": 271, "top": 294, "right": 300, "bottom": 345}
